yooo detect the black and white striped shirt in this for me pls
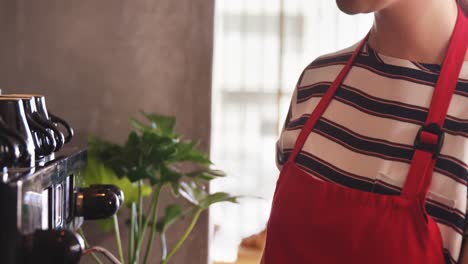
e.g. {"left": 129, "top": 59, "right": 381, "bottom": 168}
{"left": 276, "top": 42, "right": 468, "bottom": 263}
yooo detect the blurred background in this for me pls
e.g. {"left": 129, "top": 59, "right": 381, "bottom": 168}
{"left": 210, "top": 1, "right": 372, "bottom": 263}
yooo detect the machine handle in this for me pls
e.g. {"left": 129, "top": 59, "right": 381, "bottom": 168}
{"left": 75, "top": 186, "right": 122, "bottom": 220}
{"left": 32, "top": 112, "right": 65, "bottom": 151}
{"left": 23, "top": 229, "right": 83, "bottom": 264}
{"left": 49, "top": 113, "right": 74, "bottom": 143}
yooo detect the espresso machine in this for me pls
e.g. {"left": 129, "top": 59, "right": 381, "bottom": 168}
{"left": 0, "top": 93, "right": 123, "bottom": 264}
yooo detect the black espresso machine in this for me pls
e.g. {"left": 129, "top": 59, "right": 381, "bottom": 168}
{"left": 0, "top": 94, "right": 123, "bottom": 264}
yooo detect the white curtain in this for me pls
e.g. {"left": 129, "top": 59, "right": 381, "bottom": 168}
{"left": 210, "top": 1, "right": 372, "bottom": 262}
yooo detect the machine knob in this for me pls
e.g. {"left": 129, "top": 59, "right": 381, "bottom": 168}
{"left": 89, "top": 184, "right": 124, "bottom": 206}
{"left": 24, "top": 229, "right": 83, "bottom": 264}
{"left": 75, "top": 186, "right": 121, "bottom": 220}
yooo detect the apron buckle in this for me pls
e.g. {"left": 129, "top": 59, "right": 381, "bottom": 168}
{"left": 414, "top": 123, "right": 445, "bottom": 158}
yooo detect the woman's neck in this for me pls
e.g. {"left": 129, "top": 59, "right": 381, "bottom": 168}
{"left": 368, "top": 0, "right": 461, "bottom": 64}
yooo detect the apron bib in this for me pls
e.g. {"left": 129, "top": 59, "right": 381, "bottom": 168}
{"left": 264, "top": 6, "right": 468, "bottom": 264}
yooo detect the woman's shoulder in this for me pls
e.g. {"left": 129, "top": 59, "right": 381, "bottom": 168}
{"left": 295, "top": 43, "right": 361, "bottom": 89}
{"left": 306, "top": 42, "right": 360, "bottom": 69}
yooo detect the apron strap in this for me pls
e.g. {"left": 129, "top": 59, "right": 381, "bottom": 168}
{"left": 287, "top": 35, "right": 369, "bottom": 163}
{"left": 402, "top": 7, "right": 468, "bottom": 198}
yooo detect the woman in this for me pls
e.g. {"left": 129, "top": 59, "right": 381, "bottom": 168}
{"left": 262, "top": 0, "right": 468, "bottom": 263}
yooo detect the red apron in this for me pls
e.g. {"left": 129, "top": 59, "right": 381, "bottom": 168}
{"left": 264, "top": 6, "right": 468, "bottom": 264}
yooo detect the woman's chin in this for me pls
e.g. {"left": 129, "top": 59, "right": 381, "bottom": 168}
{"left": 335, "top": 0, "right": 396, "bottom": 15}
{"left": 335, "top": 0, "right": 368, "bottom": 14}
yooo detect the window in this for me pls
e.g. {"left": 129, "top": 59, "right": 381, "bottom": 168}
{"left": 210, "top": 1, "right": 372, "bottom": 262}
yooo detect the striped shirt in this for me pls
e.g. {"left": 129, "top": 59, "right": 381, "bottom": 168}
{"left": 276, "top": 42, "right": 468, "bottom": 263}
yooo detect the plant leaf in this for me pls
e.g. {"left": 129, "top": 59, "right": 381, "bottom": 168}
{"left": 126, "top": 131, "right": 141, "bottom": 147}
{"left": 169, "top": 140, "right": 212, "bottom": 164}
{"left": 84, "top": 155, "right": 151, "bottom": 208}
{"left": 141, "top": 132, "right": 176, "bottom": 165}
{"left": 129, "top": 118, "right": 152, "bottom": 133}
{"left": 170, "top": 181, "right": 180, "bottom": 196}
{"left": 199, "top": 192, "right": 238, "bottom": 209}
{"left": 186, "top": 169, "right": 226, "bottom": 181}
{"left": 140, "top": 112, "right": 176, "bottom": 135}
{"left": 88, "top": 137, "right": 122, "bottom": 158}
{"left": 178, "top": 181, "right": 205, "bottom": 206}
{"left": 156, "top": 204, "right": 183, "bottom": 233}
{"left": 127, "top": 166, "right": 152, "bottom": 183}
{"left": 160, "top": 164, "right": 183, "bottom": 184}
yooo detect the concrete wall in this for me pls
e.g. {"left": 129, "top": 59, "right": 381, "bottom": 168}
{"left": 0, "top": 0, "right": 214, "bottom": 263}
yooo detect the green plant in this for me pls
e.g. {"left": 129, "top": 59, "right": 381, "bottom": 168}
{"left": 81, "top": 112, "right": 238, "bottom": 264}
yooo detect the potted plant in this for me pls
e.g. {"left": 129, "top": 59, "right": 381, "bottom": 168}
{"left": 80, "top": 112, "right": 237, "bottom": 264}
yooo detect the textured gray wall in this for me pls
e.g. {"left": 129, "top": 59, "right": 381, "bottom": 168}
{"left": 0, "top": 0, "right": 214, "bottom": 263}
